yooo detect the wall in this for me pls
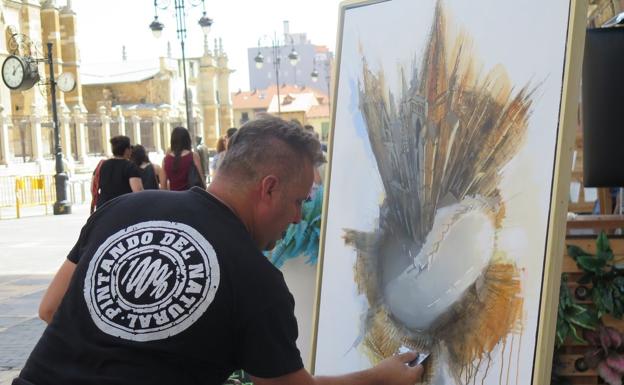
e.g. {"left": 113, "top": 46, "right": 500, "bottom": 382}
{"left": 82, "top": 77, "right": 172, "bottom": 113}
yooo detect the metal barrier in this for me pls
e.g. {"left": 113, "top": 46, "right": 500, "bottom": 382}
{"left": 0, "top": 174, "right": 92, "bottom": 219}
{"left": 0, "top": 176, "right": 16, "bottom": 212}
{"left": 14, "top": 175, "right": 55, "bottom": 218}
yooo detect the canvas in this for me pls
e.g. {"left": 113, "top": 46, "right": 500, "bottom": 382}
{"left": 312, "top": 0, "right": 585, "bottom": 384}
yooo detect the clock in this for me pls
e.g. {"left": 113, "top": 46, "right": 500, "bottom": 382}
{"left": 1, "top": 55, "right": 39, "bottom": 91}
{"left": 57, "top": 72, "right": 76, "bottom": 93}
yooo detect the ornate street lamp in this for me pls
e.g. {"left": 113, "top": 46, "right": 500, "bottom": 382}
{"left": 1, "top": 30, "right": 74, "bottom": 215}
{"left": 311, "top": 57, "right": 331, "bottom": 106}
{"left": 254, "top": 34, "right": 299, "bottom": 115}
{"left": 288, "top": 46, "right": 299, "bottom": 67}
{"left": 149, "top": 0, "right": 212, "bottom": 146}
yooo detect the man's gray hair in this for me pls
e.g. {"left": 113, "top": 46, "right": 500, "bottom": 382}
{"left": 218, "top": 115, "right": 326, "bottom": 182}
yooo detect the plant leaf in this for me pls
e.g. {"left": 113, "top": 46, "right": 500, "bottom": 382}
{"left": 585, "top": 329, "right": 602, "bottom": 346}
{"left": 576, "top": 255, "right": 607, "bottom": 274}
{"left": 585, "top": 347, "right": 604, "bottom": 369}
{"left": 607, "top": 353, "right": 624, "bottom": 373}
{"left": 569, "top": 323, "right": 586, "bottom": 344}
{"left": 607, "top": 327, "right": 623, "bottom": 349}
{"left": 614, "top": 277, "right": 624, "bottom": 293}
{"left": 578, "top": 273, "right": 594, "bottom": 285}
{"left": 602, "top": 326, "right": 615, "bottom": 351}
{"left": 598, "top": 361, "right": 624, "bottom": 385}
{"left": 556, "top": 321, "right": 568, "bottom": 348}
{"left": 598, "top": 250, "right": 615, "bottom": 262}
{"left": 604, "top": 286, "right": 616, "bottom": 314}
{"left": 568, "top": 309, "right": 599, "bottom": 330}
{"left": 568, "top": 244, "right": 593, "bottom": 259}
{"left": 597, "top": 231, "right": 613, "bottom": 254}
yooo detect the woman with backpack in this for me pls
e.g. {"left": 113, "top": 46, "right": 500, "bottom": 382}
{"left": 162, "top": 126, "right": 205, "bottom": 190}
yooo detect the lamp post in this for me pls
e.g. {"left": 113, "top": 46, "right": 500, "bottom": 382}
{"left": 254, "top": 33, "right": 299, "bottom": 115}
{"left": 2, "top": 31, "right": 73, "bottom": 214}
{"left": 149, "top": 0, "right": 212, "bottom": 146}
{"left": 47, "top": 43, "right": 71, "bottom": 215}
{"left": 311, "top": 57, "right": 331, "bottom": 106}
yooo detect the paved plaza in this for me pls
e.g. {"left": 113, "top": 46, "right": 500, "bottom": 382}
{"left": 0, "top": 204, "right": 90, "bottom": 385}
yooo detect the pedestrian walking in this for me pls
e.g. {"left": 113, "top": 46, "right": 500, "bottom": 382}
{"left": 90, "top": 135, "right": 143, "bottom": 212}
{"left": 130, "top": 144, "right": 165, "bottom": 190}
{"left": 162, "top": 127, "right": 205, "bottom": 190}
{"left": 195, "top": 136, "right": 211, "bottom": 180}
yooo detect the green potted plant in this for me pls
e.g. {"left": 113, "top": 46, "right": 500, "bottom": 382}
{"left": 568, "top": 232, "right": 624, "bottom": 319}
{"left": 555, "top": 274, "right": 599, "bottom": 348}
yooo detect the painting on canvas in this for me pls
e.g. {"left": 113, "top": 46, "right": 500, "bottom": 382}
{"left": 312, "top": 0, "right": 583, "bottom": 384}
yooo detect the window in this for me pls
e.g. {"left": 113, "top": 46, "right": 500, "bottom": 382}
{"left": 241, "top": 112, "right": 249, "bottom": 124}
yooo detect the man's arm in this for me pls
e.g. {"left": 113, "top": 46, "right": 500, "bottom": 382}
{"left": 251, "top": 351, "right": 424, "bottom": 385}
{"left": 155, "top": 164, "right": 167, "bottom": 189}
{"left": 129, "top": 177, "right": 144, "bottom": 192}
{"left": 39, "top": 259, "right": 77, "bottom": 324}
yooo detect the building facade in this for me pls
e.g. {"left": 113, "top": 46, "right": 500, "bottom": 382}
{"left": 247, "top": 21, "right": 333, "bottom": 92}
{"left": 232, "top": 84, "right": 330, "bottom": 142}
{"left": 0, "top": 1, "right": 233, "bottom": 172}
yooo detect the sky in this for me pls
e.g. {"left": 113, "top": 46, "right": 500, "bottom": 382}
{"left": 71, "top": 0, "right": 342, "bottom": 91}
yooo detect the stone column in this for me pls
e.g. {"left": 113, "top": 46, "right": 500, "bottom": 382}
{"left": 216, "top": 47, "right": 234, "bottom": 137}
{"left": 131, "top": 115, "right": 141, "bottom": 145}
{"left": 72, "top": 105, "right": 87, "bottom": 162}
{"left": 99, "top": 106, "right": 111, "bottom": 156}
{"left": 152, "top": 115, "right": 162, "bottom": 154}
{"left": 160, "top": 108, "right": 171, "bottom": 152}
{"left": 60, "top": 111, "right": 73, "bottom": 162}
{"left": 41, "top": 1, "right": 66, "bottom": 114}
{"left": 198, "top": 42, "right": 218, "bottom": 148}
{"left": 0, "top": 107, "right": 11, "bottom": 165}
{"left": 116, "top": 106, "right": 126, "bottom": 136}
{"left": 0, "top": 4, "right": 12, "bottom": 125}
{"left": 30, "top": 106, "right": 44, "bottom": 163}
{"left": 59, "top": 2, "right": 86, "bottom": 111}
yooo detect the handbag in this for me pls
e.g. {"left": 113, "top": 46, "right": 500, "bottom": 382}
{"left": 187, "top": 161, "right": 206, "bottom": 189}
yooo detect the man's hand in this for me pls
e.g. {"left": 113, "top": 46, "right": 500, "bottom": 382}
{"left": 369, "top": 351, "right": 424, "bottom": 385}
{"left": 251, "top": 351, "right": 425, "bottom": 385}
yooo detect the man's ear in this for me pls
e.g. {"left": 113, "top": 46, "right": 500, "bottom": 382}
{"left": 259, "top": 175, "right": 279, "bottom": 202}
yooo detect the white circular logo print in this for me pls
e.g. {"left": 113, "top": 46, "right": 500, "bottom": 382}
{"left": 84, "top": 221, "right": 220, "bottom": 341}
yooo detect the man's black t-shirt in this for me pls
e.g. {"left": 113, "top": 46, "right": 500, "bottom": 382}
{"left": 17, "top": 188, "right": 303, "bottom": 385}
{"left": 97, "top": 158, "right": 141, "bottom": 207}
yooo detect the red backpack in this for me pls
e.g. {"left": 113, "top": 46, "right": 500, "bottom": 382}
{"left": 90, "top": 159, "right": 106, "bottom": 214}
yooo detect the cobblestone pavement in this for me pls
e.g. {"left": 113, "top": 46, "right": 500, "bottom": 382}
{"left": 0, "top": 275, "right": 51, "bottom": 385}
{"left": 0, "top": 204, "right": 89, "bottom": 385}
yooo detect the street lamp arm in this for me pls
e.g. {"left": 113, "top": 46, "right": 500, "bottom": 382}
{"left": 154, "top": 0, "right": 171, "bottom": 10}
{"left": 149, "top": 0, "right": 213, "bottom": 147}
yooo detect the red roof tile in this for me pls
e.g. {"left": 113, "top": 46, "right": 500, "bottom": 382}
{"left": 232, "top": 84, "right": 328, "bottom": 110}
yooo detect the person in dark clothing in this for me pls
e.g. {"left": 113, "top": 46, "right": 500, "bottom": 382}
{"left": 130, "top": 144, "right": 165, "bottom": 190}
{"left": 195, "top": 136, "right": 211, "bottom": 179}
{"left": 15, "top": 116, "right": 423, "bottom": 385}
{"left": 212, "top": 127, "right": 238, "bottom": 173}
{"left": 93, "top": 136, "right": 143, "bottom": 209}
{"left": 163, "top": 127, "right": 204, "bottom": 190}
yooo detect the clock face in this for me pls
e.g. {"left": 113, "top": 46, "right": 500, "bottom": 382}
{"left": 57, "top": 72, "right": 76, "bottom": 93}
{"left": 2, "top": 56, "right": 25, "bottom": 90}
